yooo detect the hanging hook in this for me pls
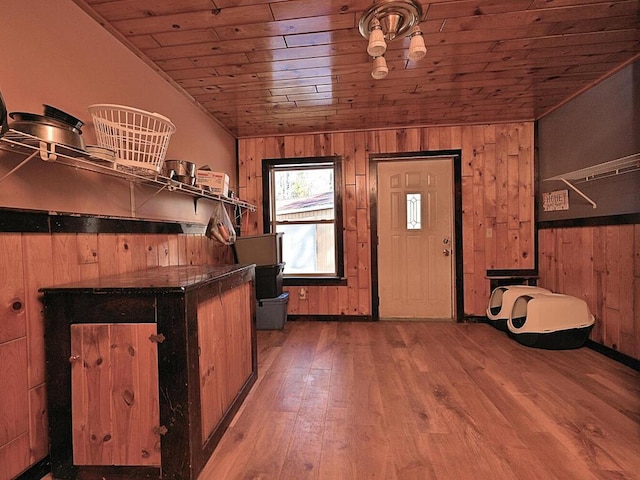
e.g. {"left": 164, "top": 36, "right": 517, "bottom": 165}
{"left": 39, "top": 141, "right": 57, "bottom": 161}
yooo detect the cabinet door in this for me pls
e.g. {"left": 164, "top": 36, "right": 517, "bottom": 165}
{"left": 70, "top": 323, "right": 160, "bottom": 466}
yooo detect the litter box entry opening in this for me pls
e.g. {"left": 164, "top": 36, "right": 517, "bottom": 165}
{"left": 510, "top": 295, "right": 532, "bottom": 329}
{"left": 488, "top": 287, "right": 508, "bottom": 316}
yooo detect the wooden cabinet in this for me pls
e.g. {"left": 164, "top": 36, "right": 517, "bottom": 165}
{"left": 41, "top": 264, "right": 256, "bottom": 480}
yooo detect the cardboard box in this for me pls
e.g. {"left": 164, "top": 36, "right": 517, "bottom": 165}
{"left": 234, "top": 233, "right": 283, "bottom": 266}
{"left": 197, "top": 170, "right": 229, "bottom": 196}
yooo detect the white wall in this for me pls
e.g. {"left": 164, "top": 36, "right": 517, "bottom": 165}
{"left": 0, "top": 0, "right": 238, "bottom": 222}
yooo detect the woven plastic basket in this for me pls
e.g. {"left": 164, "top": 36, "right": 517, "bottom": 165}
{"left": 88, "top": 104, "right": 176, "bottom": 173}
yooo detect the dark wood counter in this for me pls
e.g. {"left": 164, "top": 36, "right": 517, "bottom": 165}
{"left": 41, "top": 264, "right": 256, "bottom": 480}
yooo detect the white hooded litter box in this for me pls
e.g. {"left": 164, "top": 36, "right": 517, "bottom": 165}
{"left": 507, "top": 293, "right": 595, "bottom": 349}
{"left": 486, "top": 285, "right": 551, "bottom": 331}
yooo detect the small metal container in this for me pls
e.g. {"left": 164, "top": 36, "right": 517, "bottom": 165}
{"left": 174, "top": 174, "right": 196, "bottom": 185}
{"left": 163, "top": 159, "right": 196, "bottom": 177}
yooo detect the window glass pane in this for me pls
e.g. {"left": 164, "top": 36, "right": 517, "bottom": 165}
{"left": 274, "top": 168, "right": 334, "bottom": 221}
{"left": 407, "top": 193, "right": 421, "bottom": 230}
{"left": 266, "top": 158, "right": 343, "bottom": 279}
{"left": 277, "top": 223, "right": 335, "bottom": 274}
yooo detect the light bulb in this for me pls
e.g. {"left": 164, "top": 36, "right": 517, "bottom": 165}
{"left": 367, "top": 20, "right": 387, "bottom": 57}
{"left": 372, "top": 56, "right": 388, "bottom": 80}
{"left": 408, "top": 27, "right": 426, "bottom": 62}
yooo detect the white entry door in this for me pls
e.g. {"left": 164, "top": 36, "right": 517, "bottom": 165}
{"left": 377, "top": 159, "right": 454, "bottom": 320}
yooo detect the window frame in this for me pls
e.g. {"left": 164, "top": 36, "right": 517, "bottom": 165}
{"left": 262, "top": 156, "right": 345, "bottom": 286}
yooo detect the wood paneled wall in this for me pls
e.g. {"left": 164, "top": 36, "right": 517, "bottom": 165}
{"left": 238, "top": 123, "right": 535, "bottom": 318}
{"left": 0, "top": 232, "right": 230, "bottom": 480}
{"left": 539, "top": 225, "right": 640, "bottom": 360}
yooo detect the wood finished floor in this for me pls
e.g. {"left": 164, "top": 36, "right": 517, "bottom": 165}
{"left": 199, "top": 321, "right": 640, "bottom": 480}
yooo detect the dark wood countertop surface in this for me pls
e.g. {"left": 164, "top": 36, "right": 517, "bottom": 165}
{"left": 39, "top": 264, "right": 255, "bottom": 294}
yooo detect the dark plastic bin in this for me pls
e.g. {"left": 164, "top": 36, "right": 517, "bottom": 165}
{"left": 256, "top": 292, "right": 289, "bottom": 330}
{"left": 256, "top": 262, "right": 284, "bottom": 300}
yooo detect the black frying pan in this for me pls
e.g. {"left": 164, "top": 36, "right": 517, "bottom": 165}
{"left": 43, "top": 104, "right": 84, "bottom": 131}
{"left": 10, "top": 112, "right": 83, "bottom": 134}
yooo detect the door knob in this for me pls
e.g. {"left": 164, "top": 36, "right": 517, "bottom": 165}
{"left": 443, "top": 249, "right": 450, "bottom": 256}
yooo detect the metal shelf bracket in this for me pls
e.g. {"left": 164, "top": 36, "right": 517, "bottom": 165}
{"left": 0, "top": 150, "right": 39, "bottom": 184}
{"left": 558, "top": 178, "right": 597, "bottom": 209}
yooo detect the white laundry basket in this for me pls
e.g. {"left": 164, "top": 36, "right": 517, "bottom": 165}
{"left": 507, "top": 293, "right": 595, "bottom": 349}
{"left": 88, "top": 104, "right": 176, "bottom": 174}
{"left": 486, "top": 285, "right": 551, "bottom": 331}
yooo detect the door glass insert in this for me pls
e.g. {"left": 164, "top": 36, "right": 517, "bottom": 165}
{"left": 406, "top": 193, "right": 421, "bottom": 230}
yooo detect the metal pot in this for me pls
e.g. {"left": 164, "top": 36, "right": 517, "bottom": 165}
{"left": 163, "top": 159, "right": 196, "bottom": 177}
{"left": 10, "top": 112, "right": 83, "bottom": 134}
{"left": 8, "top": 112, "right": 85, "bottom": 151}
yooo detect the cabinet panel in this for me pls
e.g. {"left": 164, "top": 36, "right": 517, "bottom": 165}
{"left": 222, "top": 283, "right": 253, "bottom": 407}
{"left": 198, "top": 295, "right": 226, "bottom": 442}
{"left": 198, "top": 283, "right": 253, "bottom": 444}
{"left": 111, "top": 324, "right": 160, "bottom": 466}
{"left": 71, "top": 324, "right": 112, "bottom": 465}
{"left": 71, "top": 324, "right": 160, "bottom": 466}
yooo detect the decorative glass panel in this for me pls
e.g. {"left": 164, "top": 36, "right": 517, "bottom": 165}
{"left": 406, "top": 193, "right": 421, "bottom": 230}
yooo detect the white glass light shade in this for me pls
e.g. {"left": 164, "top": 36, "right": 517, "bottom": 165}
{"left": 408, "top": 30, "right": 426, "bottom": 62}
{"left": 367, "top": 27, "right": 387, "bottom": 57}
{"left": 371, "top": 56, "right": 389, "bottom": 79}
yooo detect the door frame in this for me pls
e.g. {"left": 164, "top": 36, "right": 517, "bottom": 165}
{"left": 369, "top": 150, "right": 464, "bottom": 322}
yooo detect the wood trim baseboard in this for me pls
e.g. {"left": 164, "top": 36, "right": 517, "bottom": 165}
{"left": 13, "top": 456, "right": 51, "bottom": 480}
{"left": 287, "top": 314, "right": 373, "bottom": 322}
{"left": 586, "top": 340, "right": 640, "bottom": 371}
{"left": 472, "top": 316, "right": 639, "bottom": 371}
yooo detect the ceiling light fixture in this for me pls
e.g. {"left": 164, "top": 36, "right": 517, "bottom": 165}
{"left": 372, "top": 55, "right": 389, "bottom": 79}
{"left": 359, "top": 0, "right": 426, "bottom": 79}
{"left": 408, "top": 25, "right": 427, "bottom": 62}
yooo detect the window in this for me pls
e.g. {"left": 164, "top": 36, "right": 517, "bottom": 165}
{"left": 262, "top": 156, "right": 344, "bottom": 282}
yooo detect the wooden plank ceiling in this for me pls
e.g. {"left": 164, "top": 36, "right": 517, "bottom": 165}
{"left": 74, "top": 0, "right": 640, "bottom": 138}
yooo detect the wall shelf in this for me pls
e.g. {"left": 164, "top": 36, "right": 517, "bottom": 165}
{"left": 0, "top": 129, "right": 256, "bottom": 213}
{"left": 543, "top": 152, "right": 640, "bottom": 209}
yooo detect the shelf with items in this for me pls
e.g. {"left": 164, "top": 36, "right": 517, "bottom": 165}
{"left": 0, "top": 129, "right": 256, "bottom": 212}
{"left": 542, "top": 152, "right": 640, "bottom": 209}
